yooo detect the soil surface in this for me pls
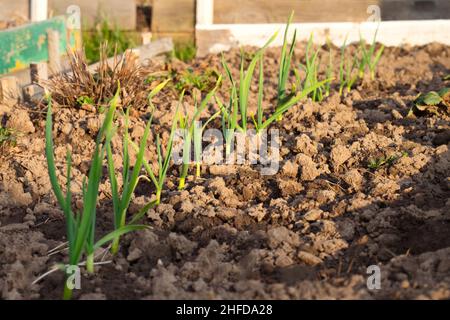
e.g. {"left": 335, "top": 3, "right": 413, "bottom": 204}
{"left": 1, "top": 43, "right": 450, "bottom": 300}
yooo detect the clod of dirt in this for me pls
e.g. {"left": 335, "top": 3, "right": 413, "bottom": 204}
{"left": 304, "top": 209, "right": 323, "bottom": 222}
{"left": 274, "top": 250, "right": 294, "bottom": 267}
{"left": 6, "top": 109, "right": 35, "bottom": 134}
{"left": 247, "top": 204, "right": 267, "bottom": 222}
{"left": 298, "top": 251, "right": 323, "bottom": 266}
{"left": 33, "top": 202, "right": 63, "bottom": 219}
{"left": 432, "top": 130, "right": 450, "bottom": 146}
{"left": 216, "top": 207, "right": 240, "bottom": 220}
{"left": 127, "top": 229, "right": 168, "bottom": 263}
{"left": 295, "top": 154, "right": 320, "bottom": 181}
{"left": 281, "top": 160, "right": 298, "bottom": 178}
{"left": 242, "top": 181, "right": 266, "bottom": 201}
{"left": 343, "top": 169, "right": 364, "bottom": 191}
{"left": 294, "top": 134, "right": 318, "bottom": 156}
{"left": 315, "top": 190, "right": 336, "bottom": 204}
{"left": 209, "top": 165, "right": 237, "bottom": 176}
{"left": 313, "top": 238, "right": 348, "bottom": 255}
{"left": 0, "top": 230, "right": 48, "bottom": 299}
{"left": 0, "top": 180, "right": 33, "bottom": 207}
{"left": 335, "top": 219, "right": 356, "bottom": 241}
{"left": 330, "top": 144, "right": 352, "bottom": 169}
{"left": 381, "top": 247, "right": 450, "bottom": 299}
{"left": 167, "top": 232, "right": 197, "bottom": 256}
{"left": 278, "top": 179, "right": 303, "bottom": 197}
{"left": 207, "top": 177, "right": 240, "bottom": 207}
{"left": 267, "top": 226, "right": 300, "bottom": 249}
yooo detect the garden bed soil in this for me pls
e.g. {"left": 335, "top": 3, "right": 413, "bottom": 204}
{"left": 0, "top": 42, "right": 449, "bottom": 299}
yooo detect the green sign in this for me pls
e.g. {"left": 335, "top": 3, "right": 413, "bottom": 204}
{"left": 0, "top": 16, "right": 77, "bottom": 75}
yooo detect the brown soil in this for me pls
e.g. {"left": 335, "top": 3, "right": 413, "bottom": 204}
{"left": 1, "top": 43, "right": 450, "bottom": 300}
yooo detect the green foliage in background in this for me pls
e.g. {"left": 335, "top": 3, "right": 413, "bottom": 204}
{"left": 83, "top": 18, "right": 136, "bottom": 63}
{"left": 173, "top": 42, "right": 197, "bottom": 62}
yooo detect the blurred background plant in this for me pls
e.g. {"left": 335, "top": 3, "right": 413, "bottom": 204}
{"left": 83, "top": 17, "right": 136, "bottom": 64}
{"left": 172, "top": 42, "right": 197, "bottom": 62}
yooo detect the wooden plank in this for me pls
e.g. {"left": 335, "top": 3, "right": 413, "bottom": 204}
{"left": 48, "top": 0, "right": 137, "bottom": 30}
{"left": 30, "top": 62, "right": 48, "bottom": 83}
{"left": 0, "top": 76, "right": 20, "bottom": 107}
{"left": 47, "top": 30, "right": 62, "bottom": 73}
{"left": 152, "top": 0, "right": 195, "bottom": 33}
{"left": 213, "top": 0, "right": 376, "bottom": 23}
{"left": 0, "top": 16, "right": 77, "bottom": 75}
{"left": 196, "top": 20, "right": 450, "bottom": 56}
{"left": 213, "top": 0, "right": 450, "bottom": 23}
{"left": 381, "top": 0, "right": 450, "bottom": 20}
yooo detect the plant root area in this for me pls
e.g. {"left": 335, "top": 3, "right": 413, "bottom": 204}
{"left": 1, "top": 43, "right": 449, "bottom": 299}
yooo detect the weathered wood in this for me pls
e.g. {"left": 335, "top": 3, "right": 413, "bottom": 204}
{"left": 212, "top": 0, "right": 450, "bottom": 23}
{"left": 381, "top": 0, "right": 450, "bottom": 20}
{"left": 48, "top": 0, "right": 137, "bottom": 30}
{"left": 0, "top": 16, "right": 76, "bottom": 75}
{"left": 213, "top": 0, "right": 375, "bottom": 23}
{"left": 152, "top": 0, "right": 195, "bottom": 33}
{"left": 30, "top": 62, "right": 48, "bottom": 83}
{"left": 47, "top": 30, "right": 61, "bottom": 73}
{"left": 0, "top": 76, "right": 20, "bottom": 107}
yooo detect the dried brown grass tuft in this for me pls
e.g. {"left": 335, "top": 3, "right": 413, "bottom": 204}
{"left": 42, "top": 44, "right": 153, "bottom": 111}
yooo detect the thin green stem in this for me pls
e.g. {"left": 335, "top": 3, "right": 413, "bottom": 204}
{"left": 111, "top": 238, "right": 120, "bottom": 255}
{"left": 63, "top": 280, "right": 73, "bottom": 300}
{"left": 110, "top": 208, "right": 127, "bottom": 255}
{"left": 196, "top": 163, "right": 201, "bottom": 178}
{"left": 155, "top": 189, "right": 161, "bottom": 205}
{"left": 86, "top": 253, "right": 94, "bottom": 273}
